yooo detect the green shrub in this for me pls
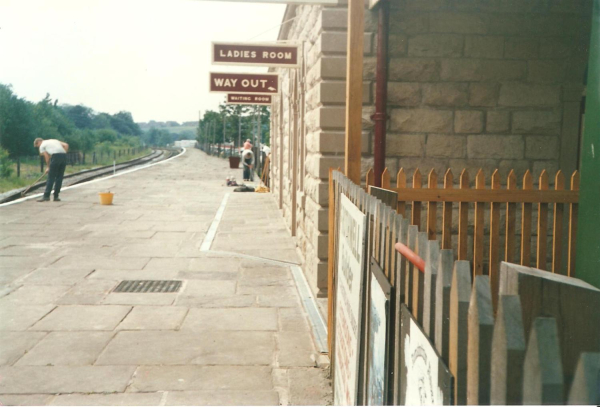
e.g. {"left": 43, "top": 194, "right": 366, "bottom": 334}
{"left": 0, "top": 147, "right": 13, "bottom": 178}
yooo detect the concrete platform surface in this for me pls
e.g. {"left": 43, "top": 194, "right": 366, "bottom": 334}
{"left": 0, "top": 149, "right": 331, "bottom": 406}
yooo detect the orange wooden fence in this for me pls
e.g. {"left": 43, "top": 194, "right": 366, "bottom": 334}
{"left": 365, "top": 167, "right": 580, "bottom": 309}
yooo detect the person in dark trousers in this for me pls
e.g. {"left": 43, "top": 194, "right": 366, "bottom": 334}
{"left": 242, "top": 149, "right": 254, "bottom": 181}
{"left": 34, "top": 137, "right": 69, "bottom": 202}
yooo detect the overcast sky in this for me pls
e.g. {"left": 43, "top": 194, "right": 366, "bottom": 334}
{"left": 0, "top": 0, "right": 286, "bottom": 123}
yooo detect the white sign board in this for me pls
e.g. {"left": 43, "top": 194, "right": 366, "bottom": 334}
{"left": 334, "top": 194, "right": 367, "bottom": 406}
{"left": 400, "top": 305, "right": 453, "bottom": 405}
{"left": 213, "top": 42, "right": 299, "bottom": 68}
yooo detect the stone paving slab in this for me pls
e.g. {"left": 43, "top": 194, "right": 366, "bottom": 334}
{"left": 179, "top": 280, "right": 236, "bottom": 297}
{"left": 0, "top": 285, "right": 72, "bottom": 305}
{"left": 48, "top": 393, "right": 164, "bottom": 406}
{"left": 30, "top": 305, "right": 131, "bottom": 331}
{"left": 15, "top": 332, "right": 115, "bottom": 366}
{"left": 257, "top": 294, "right": 302, "bottom": 308}
{"left": 0, "top": 266, "right": 35, "bottom": 285}
{"left": 21, "top": 268, "right": 94, "bottom": 286}
{"left": 0, "top": 394, "right": 55, "bottom": 406}
{"left": 143, "top": 257, "right": 192, "bottom": 271}
{"left": 164, "top": 391, "right": 280, "bottom": 406}
{"left": 0, "top": 366, "right": 136, "bottom": 393}
{"left": 95, "top": 331, "right": 274, "bottom": 366}
{"left": 0, "top": 305, "right": 55, "bottom": 331}
{"left": 88, "top": 268, "right": 181, "bottom": 281}
{"left": 48, "top": 255, "right": 150, "bottom": 270}
{"left": 0, "top": 149, "right": 331, "bottom": 405}
{"left": 102, "top": 292, "right": 178, "bottom": 306}
{"left": 287, "top": 368, "right": 333, "bottom": 405}
{"left": 117, "top": 306, "right": 188, "bottom": 330}
{"left": 177, "top": 271, "right": 239, "bottom": 280}
{"left": 130, "top": 366, "right": 273, "bottom": 392}
{"left": 180, "top": 308, "right": 278, "bottom": 331}
{"left": 277, "top": 331, "right": 318, "bottom": 368}
{"left": 0, "top": 331, "right": 47, "bottom": 365}
{"left": 55, "top": 279, "right": 119, "bottom": 305}
{"left": 174, "top": 294, "right": 257, "bottom": 308}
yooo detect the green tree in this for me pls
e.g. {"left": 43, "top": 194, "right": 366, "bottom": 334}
{"left": 94, "top": 129, "right": 118, "bottom": 143}
{"left": 110, "top": 111, "right": 142, "bottom": 136}
{"left": 0, "top": 84, "right": 37, "bottom": 157}
{"left": 62, "top": 104, "right": 94, "bottom": 129}
{"left": 92, "top": 113, "right": 112, "bottom": 130}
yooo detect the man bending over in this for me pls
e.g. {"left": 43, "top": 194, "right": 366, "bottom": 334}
{"left": 33, "top": 138, "right": 69, "bottom": 202}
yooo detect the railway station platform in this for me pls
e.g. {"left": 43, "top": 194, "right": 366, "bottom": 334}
{"left": 0, "top": 148, "right": 331, "bottom": 406}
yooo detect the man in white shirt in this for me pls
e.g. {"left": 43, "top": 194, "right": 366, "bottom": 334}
{"left": 33, "top": 138, "right": 69, "bottom": 202}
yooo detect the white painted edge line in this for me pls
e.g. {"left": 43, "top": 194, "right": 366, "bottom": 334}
{"left": 208, "top": 249, "right": 328, "bottom": 353}
{"left": 200, "top": 192, "right": 231, "bottom": 252}
{"left": 0, "top": 148, "right": 187, "bottom": 208}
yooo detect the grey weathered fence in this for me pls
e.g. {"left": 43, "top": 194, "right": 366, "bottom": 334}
{"left": 328, "top": 169, "right": 600, "bottom": 405}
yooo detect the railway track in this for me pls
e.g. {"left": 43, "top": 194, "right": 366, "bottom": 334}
{"left": 0, "top": 148, "right": 181, "bottom": 204}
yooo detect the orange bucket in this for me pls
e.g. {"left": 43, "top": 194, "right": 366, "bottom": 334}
{"left": 98, "top": 192, "right": 114, "bottom": 205}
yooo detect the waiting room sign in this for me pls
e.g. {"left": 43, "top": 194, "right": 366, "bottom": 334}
{"left": 227, "top": 94, "right": 272, "bottom": 105}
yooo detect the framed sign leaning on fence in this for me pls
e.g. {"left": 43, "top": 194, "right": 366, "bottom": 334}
{"left": 400, "top": 304, "right": 453, "bottom": 405}
{"left": 333, "top": 194, "right": 368, "bottom": 406}
{"left": 366, "top": 259, "right": 392, "bottom": 405}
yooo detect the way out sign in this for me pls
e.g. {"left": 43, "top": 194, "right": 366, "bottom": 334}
{"left": 227, "top": 94, "right": 272, "bottom": 105}
{"left": 210, "top": 72, "right": 279, "bottom": 95}
{"left": 213, "top": 42, "right": 299, "bottom": 68}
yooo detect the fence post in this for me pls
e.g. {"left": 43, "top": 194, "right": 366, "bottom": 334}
{"left": 567, "top": 352, "right": 600, "bottom": 404}
{"left": 392, "top": 215, "right": 408, "bottom": 405}
{"left": 458, "top": 169, "right": 470, "bottom": 260}
{"left": 93, "top": 152, "right": 96, "bottom": 164}
{"left": 412, "top": 231, "right": 428, "bottom": 324}
{"left": 552, "top": 171, "right": 565, "bottom": 273}
{"left": 427, "top": 169, "right": 438, "bottom": 240}
{"left": 467, "top": 275, "right": 494, "bottom": 405}
{"left": 522, "top": 317, "right": 564, "bottom": 404}
{"left": 489, "top": 169, "right": 501, "bottom": 309}
{"left": 327, "top": 168, "right": 336, "bottom": 355}
{"left": 490, "top": 295, "right": 526, "bottom": 405}
{"left": 474, "top": 169, "right": 485, "bottom": 278}
{"left": 411, "top": 169, "right": 422, "bottom": 227}
{"left": 521, "top": 170, "right": 533, "bottom": 266}
{"left": 16, "top": 157, "right": 20, "bottom": 177}
{"left": 396, "top": 168, "right": 406, "bottom": 216}
{"left": 435, "top": 249, "right": 454, "bottom": 364}
{"left": 423, "top": 240, "right": 440, "bottom": 339}
{"left": 40, "top": 156, "right": 44, "bottom": 173}
{"left": 449, "top": 260, "right": 472, "bottom": 405}
{"left": 404, "top": 225, "right": 418, "bottom": 309}
{"left": 442, "top": 169, "right": 453, "bottom": 249}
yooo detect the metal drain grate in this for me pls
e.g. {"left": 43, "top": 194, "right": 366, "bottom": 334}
{"left": 113, "top": 280, "right": 182, "bottom": 293}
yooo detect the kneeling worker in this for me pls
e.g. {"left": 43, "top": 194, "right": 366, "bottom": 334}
{"left": 242, "top": 149, "right": 254, "bottom": 181}
{"left": 33, "top": 138, "right": 69, "bottom": 202}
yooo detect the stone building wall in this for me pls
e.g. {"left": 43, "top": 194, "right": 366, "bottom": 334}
{"left": 271, "top": 3, "right": 377, "bottom": 297}
{"left": 383, "top": 0, "right": 591, "bottom": 183}
{"left": 271, "top": 0, "right": 592, "bottom": 297}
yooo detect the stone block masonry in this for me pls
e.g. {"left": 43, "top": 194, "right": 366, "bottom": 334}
{"left": 270, "top": 0, "right": 592, "bottom": 298}
{"left": 384, "top": 0, "right": 591, "bottom": 185}
{"left": 270, "top": 3, "right": 378, "bottom": 298}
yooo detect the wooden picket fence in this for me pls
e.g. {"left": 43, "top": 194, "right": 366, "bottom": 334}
{"left": 365, "top": 167, "right": 580, "bottom": 311}
{"left": 328, "top": 169, "right": 600, "bottom": 406}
